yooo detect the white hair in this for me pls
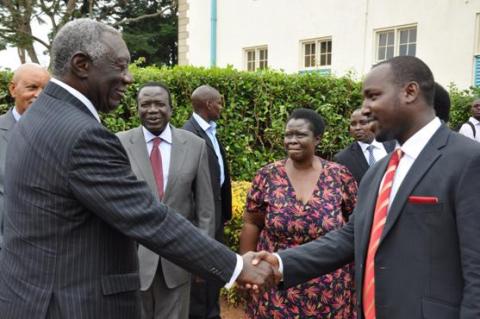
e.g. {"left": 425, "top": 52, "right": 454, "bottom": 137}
{"left": 50, "top": 18, "right": 120, "bottom": 77}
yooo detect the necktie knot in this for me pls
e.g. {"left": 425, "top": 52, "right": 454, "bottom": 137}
{"left": 390, "top": 148, "right": 403, "bottom": 166}
{"left": 152, "top": 137, "right": 161, "bottom": 148}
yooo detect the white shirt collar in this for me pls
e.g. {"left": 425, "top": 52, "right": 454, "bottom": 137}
{"left": 469, "top": 117, "right": 480, "bottom": 126}
{"left": 400, "top": 117, "right": 442, "bottom": 161}
{"left": 50, "top": 78, "right": 101, "bottom": 123}
{"left": 142, "top": 124, "right": 172, "bottom": 144}
{"left": 357, "top": 139, "right": 384, "bottom": 152}
{"left": 12, "top": 107, "right": 21, "bottom": 122}
{"left": 192, "top": 112, "right": 214, "bottom": 132}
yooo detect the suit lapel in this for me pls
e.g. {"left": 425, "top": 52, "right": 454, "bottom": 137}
{"left": 164, "top": 126, "right": 187, "bottom": 199}
{"left": 380, "top": 126, "right": 447, "bottom": 243}
{"left": 190, "top": 117, "right": 217, "bottom": 158}
{"left": 351, "top": 142, "right": 369, "bottom": 171}
{"left": 0, "top": 109, "right": 15, "bottom": 142}
{"left": 127, "top": 127, "right": 158, "bottom": 196}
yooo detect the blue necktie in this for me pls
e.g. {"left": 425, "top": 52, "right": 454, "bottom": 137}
{"left": 367, "top": 144, "right": 376, "bottom": 166}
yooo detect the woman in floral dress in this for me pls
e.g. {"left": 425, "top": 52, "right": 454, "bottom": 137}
{"left": 239, "top": 108, "right": 357, "bottom": 319}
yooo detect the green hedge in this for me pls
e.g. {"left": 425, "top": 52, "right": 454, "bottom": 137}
{"left": 1, "top": 65, "right": 478, "bottom": 180}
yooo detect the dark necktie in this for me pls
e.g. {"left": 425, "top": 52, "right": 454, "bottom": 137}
{"left": 150, "top": 137, "right": 164, "bottom": 199}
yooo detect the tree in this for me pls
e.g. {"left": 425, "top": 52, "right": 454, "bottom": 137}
{"left": 105, "top": 0, "right": 178, "bottom": 66}
{"left": 0, "top": 0, "right": 178, "bottom": 66}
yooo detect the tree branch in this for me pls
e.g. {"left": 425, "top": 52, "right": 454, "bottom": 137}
{"left": 113, "top": 6, "right": 171, "bottom": 27}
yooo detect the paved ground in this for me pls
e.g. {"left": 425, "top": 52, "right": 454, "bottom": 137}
{"left": 220, "top": 298, "right": 245, "bottom": 319}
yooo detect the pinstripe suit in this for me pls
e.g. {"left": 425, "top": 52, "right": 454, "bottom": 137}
{"left": 0, "top": 82, "right": 237, "bottom": 319}
{"left": 0, "top": 109, "right": 15, "bottom": 249}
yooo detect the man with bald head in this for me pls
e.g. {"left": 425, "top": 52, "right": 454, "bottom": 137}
{"left": 183, "top": 85, "right": 232, "bottom": 319}
{"left": 0, "top": 63, "right": 49, "bottom": 247}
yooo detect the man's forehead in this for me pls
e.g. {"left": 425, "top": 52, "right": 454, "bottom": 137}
{"left": 139, "top": 86, "right": 168, "bottom": 97}
{"left": 363, "top": 64, "right": 392, "bottom": 88}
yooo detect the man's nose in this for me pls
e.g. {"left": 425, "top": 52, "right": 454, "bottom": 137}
{"left": 123, "top": 70, "right": 134, "bottom": 85}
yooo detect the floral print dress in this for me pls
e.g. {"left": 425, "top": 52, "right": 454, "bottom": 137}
{"left": 245, "top": 158, "right": 358, "bottom": 319}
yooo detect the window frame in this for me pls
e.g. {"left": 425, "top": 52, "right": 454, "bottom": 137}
{"left": 243, "top": 46, "right": 268, "bottom": 71}
{"left": 374, "top": 24, "right": 417, "bottom": 63}
{"left": 300, "top": 37, "right": 332, "bottom": 71}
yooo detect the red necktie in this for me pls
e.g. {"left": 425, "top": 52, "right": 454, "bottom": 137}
{"left": 363, "top": 149, "right": 403, "bottom": 319}
{"left": 150, "top": 137, "right": 164, "bottom": 199}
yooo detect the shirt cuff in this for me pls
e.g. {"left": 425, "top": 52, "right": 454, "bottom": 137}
{"left": 224, "top": 254, "right": 243, "bottom": 289}
{"left": 273, "top": 252, "right": 284, "bottom": 277}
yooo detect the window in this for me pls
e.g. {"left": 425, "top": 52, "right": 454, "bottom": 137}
{"left": 375, "top": 26, "right": 417, "bottom": 62}
{"left": 244, "top": 46, "right": 268, "bottom": 71}
{"left": 301, "top": 38, "right": 332, "bottom": 69}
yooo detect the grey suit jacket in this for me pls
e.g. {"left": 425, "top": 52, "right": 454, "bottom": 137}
{"left": 0, "top": 82, "right": 237, "bottom": 319}
{"left": 280, "top": 125, "right": 480, "bottom": 319}
{"left": 0, "top": 109, "right": 15, "bottom": 248}
{"left": 117, "top": 125, "right": 215, "bottom": 290}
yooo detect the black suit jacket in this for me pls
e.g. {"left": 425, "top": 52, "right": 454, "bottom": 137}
{"left": 280, "top": 125, "right": 480, "bottom": 319}
{"left": 183, "top": 116, "right": 232, "bottom": 241}
{"left": 0, "top": 82, "right": 237, "bottom": 319}
{"left": 334, "top": 141, "right": 396, "bottom": 184}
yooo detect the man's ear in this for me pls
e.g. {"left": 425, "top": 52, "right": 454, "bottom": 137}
{"left": 70, "top": 52, "right": 91, "bottom": 79}
{"left": 7, "top": 82, "right": 16, "bottom": 97}
{"left": 403, "top": 81, "right": 419, "bottom": 104}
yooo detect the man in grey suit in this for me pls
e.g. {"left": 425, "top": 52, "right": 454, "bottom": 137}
{"left": 253, "top": 56, "right": 480, "bottom": 318}
{"left": 0, "top": 63, "right": 49, "bottom": 248}
{"left": 117, "top": 82, "right": 215, "bottom": 319}
{"left": 183, "top": 85, "right": 232, "bottom": 319}
{"left": 0, "top": 19, "right": 275, "bottom": 319}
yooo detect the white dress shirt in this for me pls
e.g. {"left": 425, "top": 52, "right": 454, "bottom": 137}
{"left": 358, "top": 139, "right": 388, "bottom": 164}
{"left": 459, "top": 116, "right": 480, "bottom": 142}
{"left": 388, "top": 117, "right": 441, "bottom": 208}
{"left": 12, "top": 107, "right": 21, "bottom": 122}
{"left": 142, "top": 125, "right": 172, "bottom": 193}
{"left": 50, "top": 78, "right": 244, "bottom": 288}
{"left": 192, "top": 112, "right": 225, "bottom": 185}
{"left": 275, "top": 117, "right": 443, "bottom": 275}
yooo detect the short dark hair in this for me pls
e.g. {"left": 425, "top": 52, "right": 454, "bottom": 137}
{"left": 376, "top": 56, "right": 435, "bottom": 107}
{"left": 287, "top": 108, "right": 325, "bottom": 136}
{"left": 433, "top": 82, "right": 450, "bottom": 122}
{"left": 136, "top": 81, "right": 172, "bottom": 107}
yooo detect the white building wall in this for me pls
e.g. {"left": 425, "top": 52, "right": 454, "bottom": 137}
{"left": 185, "top": 0, "right": 480, "bottom": 88}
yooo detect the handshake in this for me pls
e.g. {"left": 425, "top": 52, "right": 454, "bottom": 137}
{"left": 235, "top": 251, "right": 282, "bottom": 293}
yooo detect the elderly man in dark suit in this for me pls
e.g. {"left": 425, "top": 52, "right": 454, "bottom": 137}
{"left": 0, "top": 63, "right": 49, "bottom": 248}
{"left": 0, "top": 18, "right": 275, "bottom": 319}
{"left": 183, "top": 85, "right": 232, "bottom": 319}
{"left": 118, "top": 82, "right": 215, "bottom": 319}
{"left": 334, "top": 108, "right": 395, "bottom": 184}
{"left": 253, "top": 56, "right": 480, "bottom": 318}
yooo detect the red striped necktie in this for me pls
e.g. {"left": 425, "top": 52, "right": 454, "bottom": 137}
{"left": 362, "top": 148, "right": 403, "bottom": 319}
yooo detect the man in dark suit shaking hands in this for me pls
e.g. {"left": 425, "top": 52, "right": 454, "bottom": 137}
{"left": 0, "top": 19, "right": 275, "bottom": 319}
{"left": 334, "top": 108, "right": 395, "bottom": 184}
{"left": 254, "top": 56, "right": 480, "bottom": 318}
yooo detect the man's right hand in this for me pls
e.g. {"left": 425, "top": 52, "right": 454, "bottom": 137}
{"left": 251, "top": 250, "right": 282, "bottom": 284}
{"left": 236, "top": 251, "right": 279, "bottom": 294}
